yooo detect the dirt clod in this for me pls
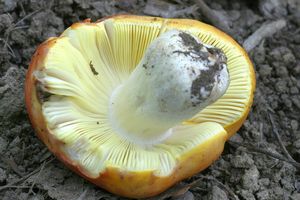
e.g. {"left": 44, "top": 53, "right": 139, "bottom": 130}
{"left": 242, "top": 165, "right": 260, "bottom": 192}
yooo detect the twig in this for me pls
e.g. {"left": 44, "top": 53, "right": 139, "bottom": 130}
{"left": 193, "top": 0, "right": 232, "bottom": 34}
{"left": 11, "top": 25, "right": 30, "bottom": 30}
{"left": 14, "top": 9, "right": 42, "bottom": 28}
{"left": 0, "top": 186, "right": 31, "bottom": 189}
{"left": 243, "top": 19, "right": 286, "bottom": 52}
{"left": 3, "top": 9, "right": 42, "bottom": 54}
{"left": 268, "top": 113, "right": 296, "bottom": 162}
{"left": 19, "top": 1, "right": 26, "bottom": 16}
{"left": 0, "top": 157, "right": 55, "bottom": 192}
{"left": 229, "top": 141, "right": 300, "bottom": 169}
{"left": 25, "top": 160, "right": 47, "bottom": 200}
{"left": 0, "top": 38, "right": 16, "bottom": 57}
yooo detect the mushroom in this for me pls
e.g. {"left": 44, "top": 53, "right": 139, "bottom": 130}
{"left": 25, "top": 15, "right": 255, "bottom": 198}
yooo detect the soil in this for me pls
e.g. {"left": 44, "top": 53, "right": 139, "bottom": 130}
{"left": 0, "top": 0, "right": 299, "bottom": 200}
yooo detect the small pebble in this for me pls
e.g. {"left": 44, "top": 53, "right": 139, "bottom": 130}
{"left": 211, "top": 186, "right": 229, "bottom": 200}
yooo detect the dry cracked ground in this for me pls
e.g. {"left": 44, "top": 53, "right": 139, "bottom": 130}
{"left": 0, "top": 0, "right": 300, "bottom": 200}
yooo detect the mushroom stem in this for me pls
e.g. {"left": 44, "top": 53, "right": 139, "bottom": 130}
{"left": 109, "top": 30, "right": 229, "bottom": 145}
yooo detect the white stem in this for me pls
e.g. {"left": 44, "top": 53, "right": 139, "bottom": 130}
{"left": 109, "top": 30, "right": 229, "bottom": 145}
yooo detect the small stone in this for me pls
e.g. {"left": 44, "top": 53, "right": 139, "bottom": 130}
{"left": 210, "top": 186, "right": 229, "bottom": 200}
{"left": 173, "top": 191, "right": 194, "bottom": 200}
{"left": 242, "top": 165, "right": 260, "bottom": 192}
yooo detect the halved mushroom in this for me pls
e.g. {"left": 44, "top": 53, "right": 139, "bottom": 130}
{"left": 25, "top": 15, "right": 255, "bottom": 198}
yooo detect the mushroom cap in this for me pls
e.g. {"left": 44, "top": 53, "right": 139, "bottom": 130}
{"left": 25, "top": 15, "right": 255, "bottom": 198}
